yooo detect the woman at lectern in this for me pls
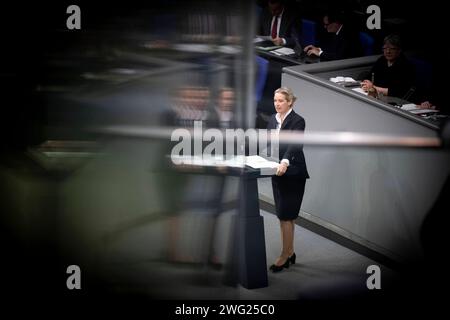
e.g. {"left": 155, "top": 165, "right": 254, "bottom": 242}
{"left": 267, "top": 87, "right": 309, "bottom": 272}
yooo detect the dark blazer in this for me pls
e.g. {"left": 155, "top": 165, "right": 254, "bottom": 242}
{"left": 318, "top": 25, "right": 362, "bottom": 61}
{"left": 267, "top": 110, "right": 309, "bottom": 179}
{"left": 258, "top": 8, "right": 301, "bottom": 48}
{"left": 371, "top": 54, "right": 415, "bottom": 100}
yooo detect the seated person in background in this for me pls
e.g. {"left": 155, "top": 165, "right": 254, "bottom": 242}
{"left": 258, "top": 0, "right": 301, "bottom": 48}
{"left": 303, "top": 9, "right": 361, "bottom": 61}
{"left": 361, "top": 34, "right": 415, "bottom": 99}
{"left": 209, "top": 87, "right": 236, "bottom": 129}
{"left": 215, "top": 87, "right": 236, "bottom": 128}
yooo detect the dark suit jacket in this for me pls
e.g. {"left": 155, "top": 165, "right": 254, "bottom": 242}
{"left": 258, "top": 7, "right": 301, "bottom": 48}
{"left": 318, "top": 25, "right": 362, "bottom": 61}
{"left": 267, "top": 110, "right": 309, "bottom": 179}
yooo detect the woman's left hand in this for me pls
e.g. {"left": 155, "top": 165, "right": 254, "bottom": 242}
{"left": 418, "top": 101, "right": 436, "bottom": 110}
{"left": 276, "top": 162, "right": 288, "bottom": 176}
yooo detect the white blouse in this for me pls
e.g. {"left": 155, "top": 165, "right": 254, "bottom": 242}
{"left": 275, "top": 108, "right": 293, "bottom": 132}
{"left": 274, "top": 108, "right": 293, "bottom": 166}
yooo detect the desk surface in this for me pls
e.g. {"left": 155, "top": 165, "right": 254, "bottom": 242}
{"left": 256, "top": 48, "right": 320, "bottom": 65}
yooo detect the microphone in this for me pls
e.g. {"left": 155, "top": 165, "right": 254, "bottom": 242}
{"left": 402, "top": 86, "right": 416, "bottom": 101}
{"left": 293, "top": 37, "right": 304, "bottom": 58}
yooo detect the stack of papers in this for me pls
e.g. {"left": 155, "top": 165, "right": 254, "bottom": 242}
{"left": 330, "top": 76, "right": 360, "bottom": 87}
{"left": 271, "top": 47, "right": 295, "bottom": 56}
{"left": 330, "top": 76, "right": 356, "bottom": 83}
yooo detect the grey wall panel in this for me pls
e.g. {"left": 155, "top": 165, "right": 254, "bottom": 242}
{"left": 300, "top": 147, "right": 448, "bottom": 262}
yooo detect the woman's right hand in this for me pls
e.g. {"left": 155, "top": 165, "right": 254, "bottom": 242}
{"left": 361, "top": 80, "right": 373, "bottom": 92}
{"left": 276, "top": 162, "right": 288, "bottom": 176}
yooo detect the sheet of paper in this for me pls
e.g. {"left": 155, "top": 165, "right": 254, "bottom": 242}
{"left": 409, "top": 109, "right": 439, "bottom": 114}
{"left": 351, "top": 87, "right": 368, "bottom": 95}
{"left": 271, "top": 47, "right": 295, "bottom": 56}
{"left": 245, "top": 155, "right": 280, "bottom": 169}
{"left": 400, "top": 103, "right": 418, "bottom": 111}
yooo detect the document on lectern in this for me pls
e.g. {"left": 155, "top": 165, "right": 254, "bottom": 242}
{"left": 245, "top": 156, "right": 279, "bottom": 175}
{"left": 245, "top": 155, "right": 280, "bottom": 169}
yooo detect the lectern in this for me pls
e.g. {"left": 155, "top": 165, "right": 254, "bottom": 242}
{"left": 172, "top": 156, "right": 272, "bottom": 289}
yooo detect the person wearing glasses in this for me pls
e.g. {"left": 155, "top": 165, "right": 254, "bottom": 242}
{"left": 361, "top": 34, "right": 415, "bottom": 99}
{"left": 303, "top": 9, "right": 362, "bottom": 61}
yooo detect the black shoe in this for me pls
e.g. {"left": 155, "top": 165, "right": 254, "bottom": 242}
{"left": 289, "top": 253, "right": 296, "bottom": 265}
{"left": 269, "top": 258, "right": 290, "bottom": 273}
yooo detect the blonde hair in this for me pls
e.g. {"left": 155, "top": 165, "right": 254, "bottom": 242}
{"left": 274, "top": 87, "right": 297, "bottom": 106}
